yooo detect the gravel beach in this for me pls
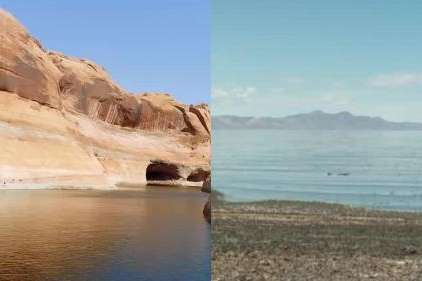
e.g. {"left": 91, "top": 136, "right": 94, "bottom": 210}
{"left": 212, "top": 200, "right": 422, "bottom": 281}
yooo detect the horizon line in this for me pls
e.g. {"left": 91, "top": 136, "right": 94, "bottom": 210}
{"left": 212, "top": 110, "right": 422, "bottom": 124}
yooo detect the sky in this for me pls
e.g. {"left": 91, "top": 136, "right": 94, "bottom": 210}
{"left": 0, "top": 0, "right": 209, "bottom": 104}
{"left": 212, "top": 0, "right": 422, "bottom": 122}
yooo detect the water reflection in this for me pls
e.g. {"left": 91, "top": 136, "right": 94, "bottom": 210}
{"left": 0, "top": 188, "right": 210, "bottom": 281}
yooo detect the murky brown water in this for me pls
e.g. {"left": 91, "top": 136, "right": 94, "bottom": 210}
{"left": 0, "top": 188, "right": 210, "bottom": 281}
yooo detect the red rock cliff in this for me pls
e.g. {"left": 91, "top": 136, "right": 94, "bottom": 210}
{"left": 0, "top": 9, "right": 210, "bottom": 188}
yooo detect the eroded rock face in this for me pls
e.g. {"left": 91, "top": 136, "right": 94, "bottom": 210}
{"left": 0, "top": 9, "right": 210, "bottom": 135}
{"left": 49, "top": 51, "right": 142, "bottom": 127}
{"left": 0, "top": 10, "right": 62, "bottom": 108}
{"left": 190, "top": 104, "right": 211, "bottom": 135}
{"left": 47, "top": 51, "right": 211, "bottom": 136}
{"left": 0, "top": 9, "right": 210, "bottom": 188}
{"left": 137, "top": 93, "right": 191, "bottom": 132}
{"left": 46, "top": 50, "right": 211, "bottom": 135}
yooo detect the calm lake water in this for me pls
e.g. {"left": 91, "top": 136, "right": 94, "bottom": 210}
{"left": 213, "top": 129, "right": 422, "bottom": 211}
{"left": 0, "top": 188, "right": 210, "bottom": 281}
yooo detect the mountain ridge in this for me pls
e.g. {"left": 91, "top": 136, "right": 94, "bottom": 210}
{"left": 213, "top": 111, "right": 422, "bottom": 130}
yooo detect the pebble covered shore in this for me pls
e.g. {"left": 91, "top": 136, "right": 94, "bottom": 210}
{"left": 212, "top": 200, "right": 422, "bottom": 281}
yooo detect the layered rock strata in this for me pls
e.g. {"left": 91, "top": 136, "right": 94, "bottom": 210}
{"left": 0, "top": 9, "right": 210, "bottom": 189}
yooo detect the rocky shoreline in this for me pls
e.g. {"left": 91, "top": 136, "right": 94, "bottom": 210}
{"left": 212, "top": 200, "right": 422, "bottom": 281}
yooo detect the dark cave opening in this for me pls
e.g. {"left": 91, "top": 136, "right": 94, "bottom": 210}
{"left": 146, "top": 162, "right": 181, "bottom": 181}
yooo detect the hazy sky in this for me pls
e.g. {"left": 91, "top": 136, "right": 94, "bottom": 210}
{"left": 212, "top": 0, "right": 422, "bottom": 122}
{"left": 1, "top": 0, "right": 210, "bottom": 104}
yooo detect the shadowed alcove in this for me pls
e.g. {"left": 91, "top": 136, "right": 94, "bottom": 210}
{"left": 187, "top": 168, "right": 210, "bottom": 182}
{"left": 146, "top": 162, "right": 182, "bottom": 182}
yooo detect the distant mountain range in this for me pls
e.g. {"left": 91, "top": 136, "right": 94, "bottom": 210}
{"left": 213, "top": 111, "right": 422, "bottom": 130}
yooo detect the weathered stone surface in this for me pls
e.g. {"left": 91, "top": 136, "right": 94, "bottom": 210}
{"left": 0, "top": 9, "right": 210, "bottom": 189}
{"left": 49, "top": 51, "right": 142, "bottom": 127}
{"left": 190, "top": 104, "right": 211, "bottom": 135}
{"left": 136, "top": 93, "right": 189, "bottom": 132}
{"left": 47, "top": 51, "right": 212, "bottom": 135}
{"left": 0, "top": 10, "right": 62, "bottom": 108}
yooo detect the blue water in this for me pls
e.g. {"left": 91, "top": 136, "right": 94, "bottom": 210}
{"left": 213, "top": 130, "right": 422, "bottom": 212}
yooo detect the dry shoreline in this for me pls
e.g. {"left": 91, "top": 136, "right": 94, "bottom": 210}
{"left": 0, "top": 179, "right": 203, "bottom": 190}
{"left": 212, "top": 200, "right": 422, "bottom": 281}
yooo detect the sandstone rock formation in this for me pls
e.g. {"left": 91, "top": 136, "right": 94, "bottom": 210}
{"left": 0, "top": 9, "right": 210, "bottom": 189}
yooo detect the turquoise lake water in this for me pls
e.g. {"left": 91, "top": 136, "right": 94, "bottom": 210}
{"left": 213, "top": 130, "right": 422, "bottom": 211}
